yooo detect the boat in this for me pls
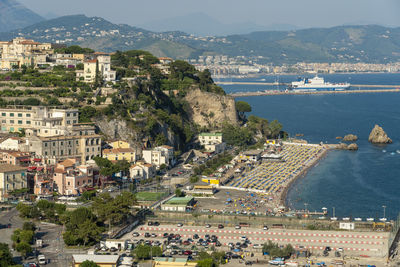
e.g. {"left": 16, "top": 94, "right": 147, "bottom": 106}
{"left": 289, "top": 76, "right": 351, "bottom": 91}
{"left": 269, "top": 258, "right": 285, "bottom": 266}
{"left": 367, "top": 218, "right": 375, "bottom": 222}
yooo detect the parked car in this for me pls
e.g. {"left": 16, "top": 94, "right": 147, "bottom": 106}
{"left": 132, "top": 232, "right": 140, "bottom": 237}
{"left": 205, "top": 224, "right": 211, "bottom": 228}
{"left": 177, "top": 223, "right": 183, "bottom": 227}
{"left": 218, "top": 224, "right": 224, "bottom": 229}
{"left": 235, "top": 225, "right": 241, "bottom": 229}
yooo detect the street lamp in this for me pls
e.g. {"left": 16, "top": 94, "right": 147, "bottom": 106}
{"left": 382, "top": 205, "right": 387, "bottom": 219}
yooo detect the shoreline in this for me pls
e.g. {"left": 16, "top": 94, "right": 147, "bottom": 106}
{"left": 279, "top": 144, "right": 330, "bottom": 209}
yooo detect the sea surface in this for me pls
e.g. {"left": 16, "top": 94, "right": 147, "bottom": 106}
{"left": 219, "top": 73, "right": 400, "bottom": 220}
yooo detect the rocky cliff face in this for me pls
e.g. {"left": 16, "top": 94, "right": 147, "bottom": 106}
{"left": 184, "top": 89, "right": 238, "bottom": 128}
{"left": 368, "top": 124, "right": 392, "bottom": 144}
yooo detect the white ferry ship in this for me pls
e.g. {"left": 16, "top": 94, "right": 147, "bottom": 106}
{"left": 289, "top": 76, "right": 351, "bottom": 91}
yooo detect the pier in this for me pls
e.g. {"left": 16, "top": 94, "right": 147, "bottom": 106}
{"left": 229, "top": 88, "right": 400, "bottom": 97}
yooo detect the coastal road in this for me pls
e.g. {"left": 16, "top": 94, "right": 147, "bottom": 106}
{"left": 134, "top": 224, "right": 389, "bottom": 258}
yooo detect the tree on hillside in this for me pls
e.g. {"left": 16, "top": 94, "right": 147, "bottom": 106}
{"left": 80, "top": 260, "right": 100, "bottom": 267}
{"left": 170, "top": 60, "right": 196, "bottom": 81}
{"left": 268, "top": 120, "right": 282, "bottom": 138}
{"left": 235, "top": 101, "right": 252, "bottom": 119}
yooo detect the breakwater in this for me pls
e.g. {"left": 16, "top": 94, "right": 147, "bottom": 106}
{"left": 230, "top": 88, "right": 400, "bottom": 97}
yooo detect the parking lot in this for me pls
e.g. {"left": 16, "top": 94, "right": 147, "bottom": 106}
{"left": 196, "top": 189, "right": 278, "bottom": 215}
{"left": 121, "top": 222, "right": 389, "bottom": 258}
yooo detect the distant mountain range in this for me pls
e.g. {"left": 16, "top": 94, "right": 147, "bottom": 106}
{"left": 0, "top": 0, "right": 44, "bottom": 32}
{"left": 1, "top": 8, "right": 400, "bottom": 64}
{"left": 139, "top": 12, "right": 298, "bottom": 36}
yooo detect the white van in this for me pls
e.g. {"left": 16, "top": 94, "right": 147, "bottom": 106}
{"left": 38, "top": 254, "right": 46, "bottom": 265}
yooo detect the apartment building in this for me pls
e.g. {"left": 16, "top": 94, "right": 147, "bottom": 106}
{"left": 0, "top": 37, "right": 53, "bottom": 69}
{"left": 53, "top": 158, "right": 94, "bottom": 195}
{"left": 0, "top": 150, "right": 31, "bottom": 166}
{"left": 198, "top": 132, "right": 223, "bottom": 145}
{"left": 0, "top": 106, "right": 79, "bottom": 135}
{"left": 102, "top": 148, "right": 137, "bottom": 163}
{"left": 0, "top": 164, "right": 27, "bottom": 201}
{"left": 77, "top": 55, "right": 116, "bottom": 83}
{"left": 142, "top": 145, "right": 175, "bottom": 168}
{"left": 27, "top": 134, "right": 101, "bottom": 164}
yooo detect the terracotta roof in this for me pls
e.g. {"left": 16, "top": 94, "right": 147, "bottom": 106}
{"left": 0, "top": 164, "right": 26, "bottom": 173}
{"left": 161, "top": 145, "right": 173, "bottom": 149}
{"left": 54, "top": 168, "right": 66, "bottom": 174}
{"left": 85, "top": 59, "right": 97, "bottom": 63}
{"left": 59, "top": 158, "right": 77, "bottom": 168}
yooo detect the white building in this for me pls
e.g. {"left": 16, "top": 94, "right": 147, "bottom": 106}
{"left": 142, "top": 145, "right": 175, "bottom": 168}
{"left": 198, "top": 133, "right": 223, "bottom": 145}
{"left": 129, "top": 162, "right": 155, "bottom": 180}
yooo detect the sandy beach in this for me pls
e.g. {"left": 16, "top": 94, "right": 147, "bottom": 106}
{"left": 227, "top": 142, "right": 329, "bottom": 211}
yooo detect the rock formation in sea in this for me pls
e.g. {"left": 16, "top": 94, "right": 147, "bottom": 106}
{"left": 343, "top": 134, "right": 358, "bottom": 141}
{"left": 347, "top": 143, "right": 359, "bottom": 150}
{"left": 336, "top": 143, "right": 358, "bottom": 150}
{"left": 368, "top": 124, "right": 392, "bottom": 144}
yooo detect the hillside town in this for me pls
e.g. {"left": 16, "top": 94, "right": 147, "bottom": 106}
{"left": 0, "top": 37, "right": 395, "bottom": 267}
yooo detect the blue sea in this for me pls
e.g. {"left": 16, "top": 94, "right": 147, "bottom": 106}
{"left": 219, "top": 73, "right": 400, "bottom": 220}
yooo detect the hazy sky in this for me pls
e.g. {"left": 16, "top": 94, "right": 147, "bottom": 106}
{"left": 18, "top": 0, "right": 400, "bottom": 28}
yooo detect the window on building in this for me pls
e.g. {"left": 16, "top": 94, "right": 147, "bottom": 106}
{"left": 44, "top": 143, "right": 48, "bottom": 147}
{"left": 67, "top": 113, "right": 70, "bottom": 117}
{"left": 67, "top": 121, "right": 70, "bottom": 125}
{"left": 60, "top": 141, "right": 63, "bottom": 146}
{"left": 18, "top": 113, "right": 22, "bottom": 117}
{"left": 53, "top": 142, "right": 55, "bottom": 146}
{"left": 2, "top": 120, "right": 5, "bottom": 123}
{"left": 18, "top": 120, "right": 22, "bottom": 124}
{"left": 68, "top": 182, "right": 70, "bottom": 185}
{"left": 53, "top": 151, "right": 55, "bottom": 156}
{"left": 26, "top": 114, "right": 31, "bottom": 117}
{"left": 68, "top": 149, "right": 71, "bottom": 155}
{"left": 1, "top": 113, "right": 5, "bottom": 116}
{"left": 60, "top": 150, "right": 63, "bottom": 156}
{"left": 73, "top": 120, "right": 77, "bottom": 123}
{"left": 9, "top": 113, "right": 14, "bottom": 117}
{"left": 26, "top": 121, "right": 31, "bottom": 124}
{"left": 45, "top": 151, "right": 48, "bottom": 156}
{"left": 10, "top": 120, "right": 14, "bottom": 124}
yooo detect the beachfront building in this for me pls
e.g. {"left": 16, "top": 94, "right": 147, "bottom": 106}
{"left": 72, "top": 254, "right": 119, "bottom": 267}
{"left": 53, "top": 158, "right": 94, "bottom": 195}
{"left": 129, "top": 162, "right": 155, "bottom": 180}
{"left": 160, "top": 196, "right": 194, "bottom": 212}
{"left": 239, "top": 150, "right": 262, "bottom": 162}
{"left": 152, "top": 257, "right": 198, "bottom": 267}
{"left": 0, "top": 164, "right": 27, "bottom": 201}
{"left": 142, "top": 145, "right": 175, "bottom": 168}
{"left": 0, "top": 37, "right": 53, "bottom": 69}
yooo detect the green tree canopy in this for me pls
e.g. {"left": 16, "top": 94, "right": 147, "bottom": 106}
{"left": 55, "top": 45, "right": 94, "bottom": 54}
{"left": 0, "top": 243, "right": 14, "bottom": 266}
{"left": 80, "top": 260, "right": 100, "bottom": 267}
{"left": 235, "top": 101, "right": 252, "bottom": 119}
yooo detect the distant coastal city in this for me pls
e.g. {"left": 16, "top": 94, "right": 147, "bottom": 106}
{"left": 192, "top": 55, "right": 400, "bottom": 77}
